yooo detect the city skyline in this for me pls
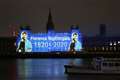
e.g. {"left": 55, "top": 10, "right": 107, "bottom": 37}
{"left": 0, "top": 0, "right": 120, "bottom": 36}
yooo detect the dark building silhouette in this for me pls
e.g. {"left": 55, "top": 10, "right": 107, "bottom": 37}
{"left": 0, "top": 37, "right": 16, "bottom": 53}
{"left": 99, "top": 24, "right": 106, "bottom": 37}
{"left": 83, "top": 36, "right": 120, "bottom": 52}
{"left": 46, "top": 8, "right": 55, "bottom": 32}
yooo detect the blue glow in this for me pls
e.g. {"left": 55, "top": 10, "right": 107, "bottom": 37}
{"left": 16, "top": 29, "right": 82, "bottom": 52}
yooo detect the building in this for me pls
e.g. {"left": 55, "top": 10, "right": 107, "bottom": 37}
{"left": 0, "top": 37, "right": 16, "bottom": 54}
{"left": 0, "top": 9, "right": 120, "bottom": 54}
{"left": 83, "top": 36, "right": 120, "bottom": 52}
{"left": 83, "top": 24, "right": 120, "bottom": 52}
{"left": 46, "top": 8, "right": 55, "bottom": 32}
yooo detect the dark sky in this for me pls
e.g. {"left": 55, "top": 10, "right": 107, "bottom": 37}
{"left": 0, "top": 0, "right": 120, "bottom": 36}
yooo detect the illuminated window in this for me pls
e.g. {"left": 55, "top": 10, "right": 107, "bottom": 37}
{"left": 110, "top": 42, "right": 112, "bottom": 46}
{"left": 102, "top": 47, "right": 104, "bottom": 51}
{"left": 118, "top": 41, "right": 120, "bottom": 44}
{"left": 94, "top": 47, "right": 97, "bottom": 51}
{"left": 113, "top": 42, "right": 116, "bottom": 46}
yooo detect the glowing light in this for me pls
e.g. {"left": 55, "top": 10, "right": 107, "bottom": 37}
{"left": 110, "top": 42, "right": 112, "bottom": 46}
{"left": 118, "top": 41, "right": 120, "bottom": 44}
{"left": 102, "top": 47, "right": 104, "bottom": 51}
{"left": 16, "top": 29, "right": 82, "bottom": 52}
{"left": 114, "top": 42, "right": 116, "bottom": 46}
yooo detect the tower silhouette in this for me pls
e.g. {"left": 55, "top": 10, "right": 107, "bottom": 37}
{"left": 46, "top": 8, "right": 55, "bottom": 32}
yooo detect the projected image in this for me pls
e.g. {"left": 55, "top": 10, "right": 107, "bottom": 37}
{"left": 17, "top": 31, "right": 32, "bottom": 52}
{"left": 69, "top": 33, "right": 82, "bottom": 52}
{"left": 16, "top": 29, "right": 82, "bottom": 52}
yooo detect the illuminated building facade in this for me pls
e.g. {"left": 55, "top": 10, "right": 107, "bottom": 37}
{"left": 16, "top": 25, "right": 82, "bottom": 52}
{"left": 16, "top": 9, "right": 83, "bottom": 52}
{"left": 0, "top": 9, "right": 120, "bottom": 55}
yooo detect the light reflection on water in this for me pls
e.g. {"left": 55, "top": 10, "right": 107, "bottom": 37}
{"left": 1, "top": 58, "right": 119, "bottom": 80}
{"left": 17, "top": 59, "right": 83, "bottom": 80}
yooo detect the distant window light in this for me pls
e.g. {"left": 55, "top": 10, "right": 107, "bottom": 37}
{"left": 102, "top": 47, "right": 104, "bottom": 51}
{"left": 118, "top": 41, "right": 120, "bottom": 44}
{"left": 110, "top": 42, "right": 112, "bottom": 46}
{"left": 13, "top": 31, "right": 16, "bottom": 36}
{"left": 94, "top": 47, "right": 97, "bottom": 51}
{"left": 106, "top": 47, "right": 108, "bottom": 51}
{"left": 114, "top": 42, "right": 116, "bottom": 46}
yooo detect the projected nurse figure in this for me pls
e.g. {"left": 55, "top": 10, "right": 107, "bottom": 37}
{"left": 69, "top": 33, "right": 82, "bottom": 52}
{"left": 17, "top": 31, "right": 32, "bottom": 52}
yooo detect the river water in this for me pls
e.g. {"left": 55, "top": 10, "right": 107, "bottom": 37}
{"left": 0, "top": 58, "right": 120, "bottom": 80}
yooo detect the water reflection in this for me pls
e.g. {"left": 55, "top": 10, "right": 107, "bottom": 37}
{"left": 1, "top": 58, "right": 119, "bottom": 80}
{"left": 0, "top": 59, "right": 16, "bottom": 80}
{"left": 17, "top": 59, "right": 83, "bottom": 80}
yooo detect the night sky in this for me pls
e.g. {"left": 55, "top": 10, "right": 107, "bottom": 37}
{"left": 0, "top": 0, "right": 120, "bottom": 36}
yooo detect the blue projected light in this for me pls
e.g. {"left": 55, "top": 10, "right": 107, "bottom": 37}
{"left": 16, "top": 29, "right": 82, "bottom": 52}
